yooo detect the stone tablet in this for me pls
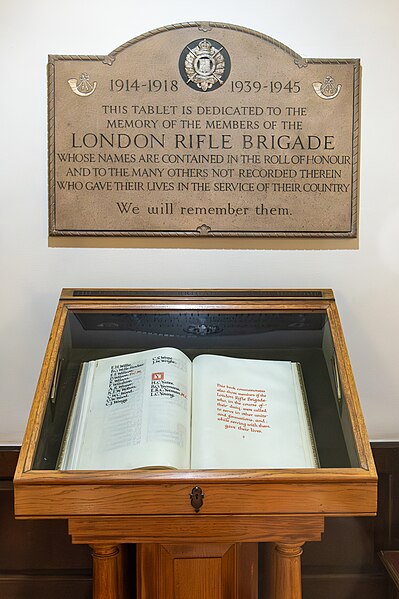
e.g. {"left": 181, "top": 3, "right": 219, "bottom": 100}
{"left": 48, "top": 22, "right": 360, "bottom": 237}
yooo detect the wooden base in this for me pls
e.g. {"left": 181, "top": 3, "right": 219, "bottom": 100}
{"left": 5, "top": 444, "right": 394, "bottom": 599}
{"left": 137, "top": 543, "right": 258, "bottom": 599}
{"left": 89, "top": 541, "right": 306, "bottom": 599}
{"left": 69, "top": 515, "right": 324, "bottom": 599}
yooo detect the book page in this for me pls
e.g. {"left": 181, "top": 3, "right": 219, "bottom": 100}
{"left": 62, "top": 347, "right": 192, "bottom": 470}
{"left": 191, "top": 355, "right": 317, "bottom": 469}
{"left": 58, "top": 362, "right": 96, "bottom": 469}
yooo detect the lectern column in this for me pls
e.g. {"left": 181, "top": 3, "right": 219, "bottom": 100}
{"left": 273, "top": 543, "right": 304, "bottom": 599}
{"left": 90, "top": 544, "right": 122, "bottom": 599}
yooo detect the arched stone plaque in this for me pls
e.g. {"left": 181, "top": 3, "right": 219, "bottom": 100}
{"left": 48, "top": 22, "right": 359, "bottom": 238}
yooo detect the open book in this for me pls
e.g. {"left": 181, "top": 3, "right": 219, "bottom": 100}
{"left": 57, "top": 348, "right": 318, "bottom": 470}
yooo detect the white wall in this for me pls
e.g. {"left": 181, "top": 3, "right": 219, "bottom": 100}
{"left": 0, "top": 0, "right": 398, "bottom": 443}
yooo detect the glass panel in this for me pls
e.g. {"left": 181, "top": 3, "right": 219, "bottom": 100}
{"left": 33, "top": 309, "right": 359, "bottom": 470}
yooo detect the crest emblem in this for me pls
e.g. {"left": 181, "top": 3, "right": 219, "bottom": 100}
{"left": 68, "top": 73, "right": 97, "bottom": 97}
{"left": 179, "top": 39, "right": 231, "bottom": 92}
{"left": 313, "top": 75, "right": 341, "bottom": 100}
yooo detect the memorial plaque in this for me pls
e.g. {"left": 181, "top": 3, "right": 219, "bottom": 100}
{"left": 48, "top": 22, "right": 360, "bottom": 238}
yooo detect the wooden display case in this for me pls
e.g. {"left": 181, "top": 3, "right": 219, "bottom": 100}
{"left": 14, "top": 289, "right": 377, "bottom": 599}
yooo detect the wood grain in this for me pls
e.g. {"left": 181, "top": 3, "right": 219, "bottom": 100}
{"left": 138, "top": 543, "right": 258, "bottom": 599}
{"left": 68, "top": 515, "right": 325, "bottom": 544}
{"left": 15, "top": 480, "right": 377, "bottom": 518}
{"left": 4, "top": 444, "right": 397, "bottom": 599}
{"left": 91, "top": 545, "right": 120, "bottom": 599}
{"left": 274, "top": 543, "right": 304, "bottom": 599}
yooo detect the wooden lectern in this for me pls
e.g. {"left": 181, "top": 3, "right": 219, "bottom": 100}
{"left": 14, "top": 289, "right": 377, "bottom": 598}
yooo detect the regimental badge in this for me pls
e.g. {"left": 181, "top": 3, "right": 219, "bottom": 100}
{"left": 68, "top": 73, "right": 97, "bottom": 97}
{"left": 312, "top": 75, "right": 342, "bottom": 100}
{"left": 179, "top": 39, "right": 231, "bottom": 92}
